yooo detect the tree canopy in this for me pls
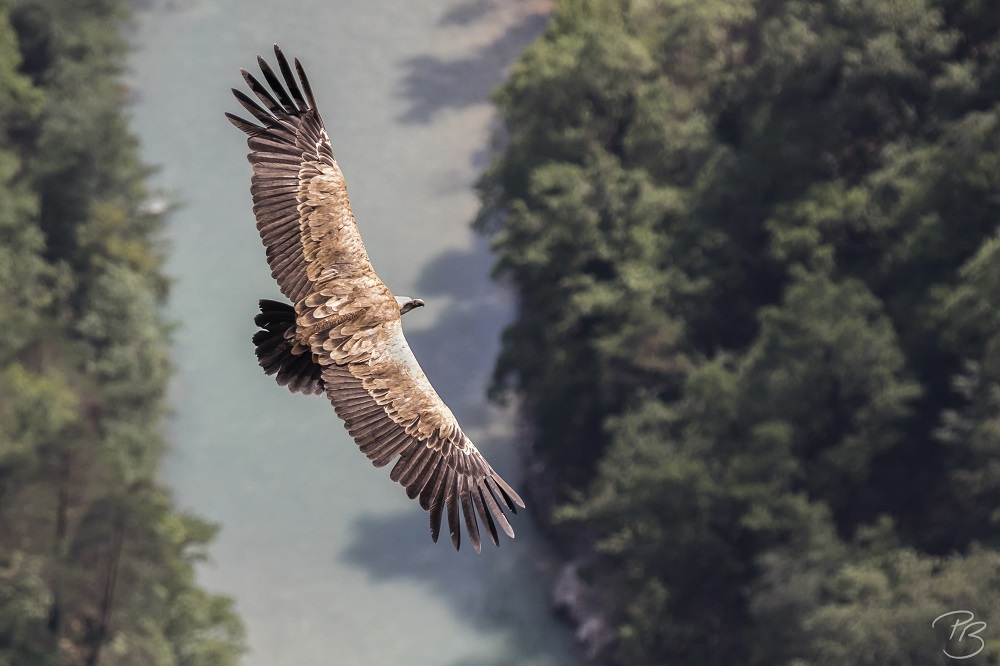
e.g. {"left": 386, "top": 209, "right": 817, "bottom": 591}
{"left": 0, "top": 1, "right": 245, "bottom": 663}
{"left": 478, "top": 0, "right": 1000, "bottom": 662}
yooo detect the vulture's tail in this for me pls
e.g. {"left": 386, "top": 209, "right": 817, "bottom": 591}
{"left": 252, "top": 299, "right": 325, "bottom": 396}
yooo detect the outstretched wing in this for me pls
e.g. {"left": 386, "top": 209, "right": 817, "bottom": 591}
{"left": 234, "top": 47, "right": 525, "bottom": 551}
{"left": 226, "top": 45, "right": 391, "bottom": 316}
{"left": 322, "top": 318, "right": 524, "bottom": 553}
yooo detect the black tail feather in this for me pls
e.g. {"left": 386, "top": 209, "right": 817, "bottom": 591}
{"left": 253, "top": 299, "right": 324, "bottom": 396}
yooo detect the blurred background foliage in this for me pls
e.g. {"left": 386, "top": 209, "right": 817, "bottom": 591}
{"left": 477, "top": 0, "right": 1000, "bottom": 663}
{"left": 0, "top": 0, "right": 244, "bottom": 664}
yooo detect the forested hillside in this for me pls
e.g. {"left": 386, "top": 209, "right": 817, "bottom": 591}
{"left": 477, "top": 0, "right": 1000, "bottom": 663}
{"left": 0, "top": 1, "right": 245, "bottom": 664}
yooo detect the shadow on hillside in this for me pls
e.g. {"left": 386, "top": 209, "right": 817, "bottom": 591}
{"left": 340, "top": 504, "right": 576, "bottom": 666}
{"left": 397, "top": 4, "right": 548, "bottom": 124}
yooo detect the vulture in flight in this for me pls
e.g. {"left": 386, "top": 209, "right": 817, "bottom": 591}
{"left": 226, "top": 45, "right": 524, "bottom": 552}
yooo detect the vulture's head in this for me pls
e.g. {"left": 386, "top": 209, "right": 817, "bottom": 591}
{"left": 395, "top": 296, "right": 425, "bottom": 315}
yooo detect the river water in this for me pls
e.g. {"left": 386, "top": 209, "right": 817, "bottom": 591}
{"left": 127, "top": 1, "right": 578, "bottom": 664}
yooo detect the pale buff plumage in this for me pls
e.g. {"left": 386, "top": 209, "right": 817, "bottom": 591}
{"left": 226, "top": 45, "right": 523, "bottom": 552}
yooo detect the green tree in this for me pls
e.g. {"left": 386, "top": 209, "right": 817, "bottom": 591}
{"left": 0, "top": 2, "right": 245, "bottom": 664}
{"left": 479, "top": 0, "right": 1000, "bottom": 662}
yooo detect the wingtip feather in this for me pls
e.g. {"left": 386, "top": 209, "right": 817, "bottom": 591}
{"left": 472, "top": 485, "right": 500, "bottom": 547}
{"left": 225, "top": 112, "right": 260, "bottom": 135}
{"left": 294, "top": 57, "right": 317, "bottom": 110}
{"left": 460, "top": 475, "right": 482, "bottom": 554}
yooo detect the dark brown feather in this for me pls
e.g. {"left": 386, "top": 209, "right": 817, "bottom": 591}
{"left": 472, "top": 484, "right": 500, "bottom": 547}
{"left": 460, "top": 474, "right": 482, "bottom": 553}
{"left": 445, "top": 467, "right": 460, "bottom": 550}
{"left": 241, "top": 68, "right": 283, "bottom": 115}
{"left": 274, "top": 45, "right": 308, "bottom": 112}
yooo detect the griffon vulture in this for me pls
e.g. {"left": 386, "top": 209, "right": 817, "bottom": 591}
{"left": 225, "top": 46, "right": 523, "bottom": 553}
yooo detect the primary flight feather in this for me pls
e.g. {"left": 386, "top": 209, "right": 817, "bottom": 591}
{"left": 226, "top": 45, "right": 524, "bottom": 553}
